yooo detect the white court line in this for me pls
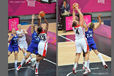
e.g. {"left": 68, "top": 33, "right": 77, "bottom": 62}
{"left": 66, "top": 67, "right": 100, "bottom": 76}
{"left": 59, "top": 35, "right": 74, "bottom": 42}
{"left": 59, "top": 35, "right": 111, "bottom": 58}
{"left": 43, "top": 58, "right": 56, "bottom": 65}
{"left": 8, "top": 67, "right": 33, "bottom": 71}
{"left": 8, "top": 58, "right": 56, "bottom": 71}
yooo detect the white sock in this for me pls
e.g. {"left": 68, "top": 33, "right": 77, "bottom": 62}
{"left": 84, "top": 61, "right": 88, "bottom": 68}
{"left": 87, "top": 60, "right": 90, "bottom": 69}
{"left": 31, "top": 58, "right": 36, "bottom": 62}
{"left": 15, "top": 60, "right": 17, "bottom": 68}
{"left": 21, "top": 58, "right": 25, "bottom": 66}
{"left": 36, "top": 62, "right": 40, "bottom": 69}
{"left": 98, "top": 53, "right": 106, "bottom": 65}
{"left": 73, "top": 63, "right": 78, "bottom": 69}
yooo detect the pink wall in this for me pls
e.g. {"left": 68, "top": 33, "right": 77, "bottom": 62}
{"left": 94, "top": 24, "right": 111, "bottom": 39}
{"left": 27, "top": 26, "right": 56, "bottom": 45}
{"left": 66, "top": 15, "right": 92, "bottom": 31}
{"left": 70, "top": 0, "right": 111, "bottom": 13}
{"left": 8, "top": 0, "right": 56, "bottom": 16}
{"left": 8, "top": 18, "right": 19, "bottom": 31}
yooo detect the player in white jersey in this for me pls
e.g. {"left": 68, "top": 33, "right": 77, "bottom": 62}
{"left": 29, "top": 12, "right": 49, "bottom": 75}
{"left": 72, "top": 3, "right": 90, "bottom": 75}
{"left": 16, "top": 24, "right": 28, "bottom": 56}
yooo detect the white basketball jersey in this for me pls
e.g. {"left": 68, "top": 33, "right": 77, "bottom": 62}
{"left": 38, "top": 31, "right": 47, "bottom": 42}
{"left": 73, "top": 25, "right": 85, "bottom": 40}
{"left": 16, "top": 30, "right": 26, "bottom": 41}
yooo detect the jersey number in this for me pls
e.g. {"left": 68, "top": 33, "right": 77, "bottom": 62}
{"left": 39, "top": 34, "right": 46, "bottom": 41}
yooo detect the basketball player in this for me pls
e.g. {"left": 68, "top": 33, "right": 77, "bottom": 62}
{"left": 83, "top": 14, "right": 108, "bottom": 70}
{"left": 8, "top": 28, "right": 19, "bottom": 69}
{"left": 72, "top": 3, "right": 90, "bottom": 75}
{"left": 16, "top": 14, "right": 41, "bottom": 73}
{"left": 16, "top": 24, "right": 28, "bottom": 57}
{"left": 35, "top": 12, "right": 49, "bottom": 74}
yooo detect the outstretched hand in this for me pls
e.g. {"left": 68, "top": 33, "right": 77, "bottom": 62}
{"left": 98, "top": 14, "right": 102, "bottom": 18}
{"left": 38, "top": 15, "right": 41, "bottom": 19}
{"left": 32, "top": 14, "right": 35, "bottom": 20}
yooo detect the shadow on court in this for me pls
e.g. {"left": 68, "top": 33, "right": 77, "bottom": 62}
{"left": 58, "top": 34, "right": 111, "bottom": 76}
{"left": 58, "top": 61, "right": 111, "bottom": 76}
{"left": 8, "top": 43, "right": 56, "bottom": 76}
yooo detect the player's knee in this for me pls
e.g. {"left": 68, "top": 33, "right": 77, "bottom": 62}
{"left": 14, "top": 52, "right": 18, "bottom": 56}
{"left": 8, "top": 52, "right": 11, "bottom": 56}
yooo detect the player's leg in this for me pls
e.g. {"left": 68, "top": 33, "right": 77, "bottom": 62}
{"left": 22, "top": 48, "right": 27, "bottom": 56}
{"left": 93, "top": 49, "right": 108, "bottom": 68}
{"left": 35, "top": 55, "right": 44, "bottom": 75}
{"left": 83, "top": 51, "right": 90, "bottom": 71}
{"left": 14, "top": 51, "right": 18, "bottom": 69}
{"left": 8, "top": 51, "right": 11, "bottom": 57}
{"left": 19, "top": 43, "right": 27, "bottom": 56}
{"left": 16, "top": 52, "right": 31, "bottom": 70}
{"left": 72, "top": 40, "right": 82, "bottom": 74}
{"left": 82, "top": 38, "right": 91, "bottom": 75}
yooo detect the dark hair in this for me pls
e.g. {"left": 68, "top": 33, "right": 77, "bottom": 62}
{"left": 90, "top": 23, "right": 94, "bottom": 29}
{"left": 72, "top": 21, "right": 77, "bottom": 27}
{"left": 37, "top": 26, "right": 42, "bottom": 34}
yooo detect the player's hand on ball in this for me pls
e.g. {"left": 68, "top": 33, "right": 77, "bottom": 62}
{"left": 38, "top": 15, "right": 41, "bottom": 20}
{"left": 73, "top": 3, "right": 76, "bottom": 9}
{"left": 75, "top": 3, "right": 79, "bottom": 10}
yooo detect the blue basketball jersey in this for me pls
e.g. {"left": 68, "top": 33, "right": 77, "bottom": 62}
{"left": 31, "top": 31, "right": 40, "bottom": 44}
{"left": 85, "top": 27, "right": 97, "bottom": 50}
{"left": 9, "top": 34, "right": 18, "bottom": 47}
{"left": 85, "top": 28, "right": 94, "bottom": 41}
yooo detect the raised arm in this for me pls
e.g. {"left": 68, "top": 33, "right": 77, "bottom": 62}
{"left": 75, "top": 3, "right": 84, "bottom": 27}
{"left": 83, "top": 22, "right": 88, "bottom": 31}
{"left": 38, "top": 15, "right": 41, "bottom": 27}
{"left": 31, "top": 14, "right": 35, "bottom": 34}
{"left": 94, "top": 14, "right": 102, "bottom": 30}
{"left": 72, "top": 3, "right": 76, "bottom": 22}
{"left": 43, "top": 17, "right": 49, "bottom": 33}
{"left": 8, "top": 35, "right": 13, "bottom": 42}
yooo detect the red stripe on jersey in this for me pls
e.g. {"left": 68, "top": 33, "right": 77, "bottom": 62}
{"left": 84, "top": 38, "right": 89, "bottom": 52}
{"left": 40, "top": 30, "right": 45, "bottom": 34}
{"left": 74, "top": 24, "right": 80, "bottom": 28}
{"left": 43, "top": 42, "right": 47, "bottom": 57}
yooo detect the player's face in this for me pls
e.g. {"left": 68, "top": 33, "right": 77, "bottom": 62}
{"left": 18, "top": 25, "right": 21, "bottom": 30}
{"left": 90, "top": 23, "right": 94, "bottom": 29}
{"left": 12, "top": 28, "right": 16, "bottom": 34}
{"left": 35, "top": 26, "right": 38, "bottom": 32}
{"left": 63, "top": 1, "right": 66, "bottom": 7}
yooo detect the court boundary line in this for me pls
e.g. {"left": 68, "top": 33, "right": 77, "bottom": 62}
{"left": 66, "top": 67, "right": 100, "bottom": 76}
{"left": 59, "top": 35, "right": 111, "bottom": 58}
{"left": 8, "top": 58, "right": 56, "bottom": 71}
{"left": 59, "top": 35, "right": 74, "bottom": 42}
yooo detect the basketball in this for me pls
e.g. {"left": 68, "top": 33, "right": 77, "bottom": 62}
{"left": 73, "top": 3, "right": 79, "bottom": 9}
{"left": 39, "top": 11, "right": 45, "bottom": 17}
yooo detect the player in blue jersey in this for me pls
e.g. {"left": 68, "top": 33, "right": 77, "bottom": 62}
{"left": 83, "top": 14, "right": 108, "bottom": 71}
{"left": 16, "top": 14, "right": 42, "bottom": 71}
{"left": 25, "top": 12, "right": 49, "bottom": 75}
{"left": 8, "top": 28, "right": 19, "bottom": 69}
